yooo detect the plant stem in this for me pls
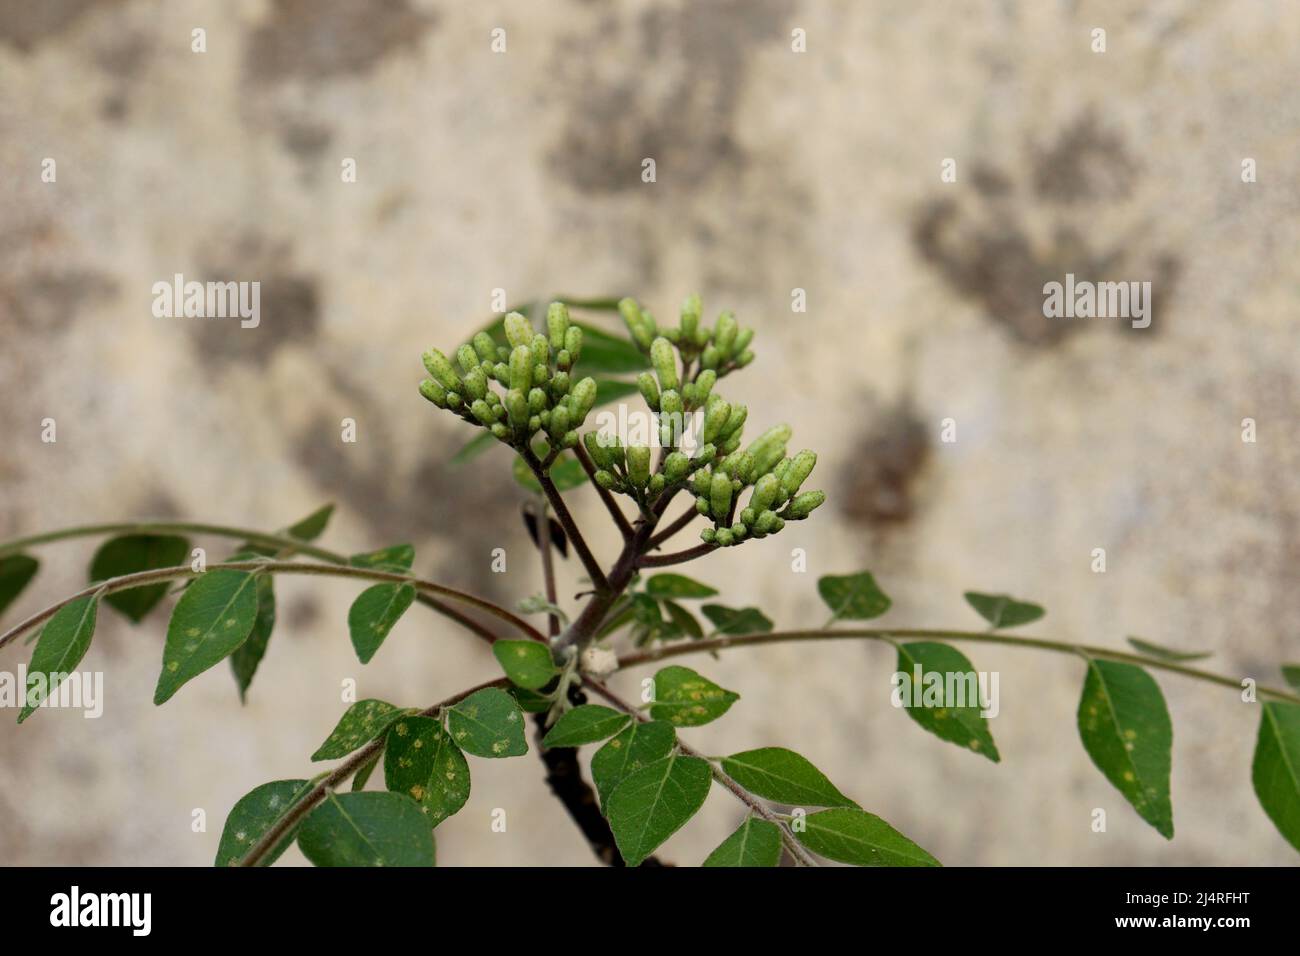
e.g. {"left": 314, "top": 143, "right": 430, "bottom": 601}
{"left": 585, "top": 680, "right": 818, "bottom": 866}
{"left": 523, "top": 448, "right": 610, "bottom": 592}
{"left": 645, "top": 506, "right": 699, "bottom": 550}
{"left": 573, "top": 442, "right": 634, "bottom": 539}
{"left": 638, "top": 543, "right": 717, "bottom": 568}
{"left": 534, "top": 500, "right": 561, "bottom": 638}
{"left": 0, "top": 560, "right": 545, "bottom": 651}
{"left": 614, "top": 628, "right": 1300, "bottom": 705}
{"left": 237, "top": 677, "right": 508, "bottom": 866}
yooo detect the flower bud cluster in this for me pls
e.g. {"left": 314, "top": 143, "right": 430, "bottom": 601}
{"left": 620, "top": 294, "right": 754, "bottom": 410}
{"left": 419, "top": 302, "right": 597, "bottom": 454}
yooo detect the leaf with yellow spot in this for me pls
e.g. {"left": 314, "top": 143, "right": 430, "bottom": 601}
{"left": 297, "top": 791, "right": 435, "bottom": 867}
{"left": 648, "top": 665, "right": 738, "bottom": 727}
{"left": 383, "top": 715, "right": 470, "bottom": 825}
{"left": 542, "top": 704, "right": 631, "bottom": 748}
{"left": 348, "top": 582, "right": 416, "bottom": 664}
{"left": 312, "top": 699, "right": 406, "bottom": 761}
{"left": 894, "top": 642, "right": 1000, "bottom": 762}
{"left": 446, "top": 687, "right": 527, "bottom": 758}
{"left": 1076, "top": 658, "right": 1173, "bottom": 838}
{"left": 154, "top": 569, "right": 260, "bottom": 705}
{"left": 215, "top": 779, "right": 311, "bottom": 867}
{"left": 591, "top": 720, "right": 676, "bottom": 811}
{"left": 492, "top": 639, "right": 558, "bottom": 690}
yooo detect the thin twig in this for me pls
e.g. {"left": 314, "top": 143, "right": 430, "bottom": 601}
{"left": 535, "top": 500, "right": 561, "bottom": 638}
{"left": 573, "top": 442, "right": 633, "bottom": 539}
{"left": 613, "top": 628, "right": 1300, "bottom": 705}
{"left": 523, "top": 448, "right": 610, "bottom": 592}
{"left": 0, "top": 560, "right": 545, "bottom": 650}
{"left": 238, "top": 677, "right": 509, "bottom": 866}
{"left": 638, "top": 543, "right": 717, "bottom": 568}
{"left": 645, "top": 506, "right": 701, "bottom": 550}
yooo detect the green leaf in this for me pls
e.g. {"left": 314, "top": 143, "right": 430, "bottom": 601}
{"left": 19, "top": 595, "right": 98, "bottom": 723}
{"left": 230, "top": 574, "right": 276, "bottom": 702}
{"left": 607, "top": 752, "right": 712, "bottom": 866}
{"left": 1252, "top": 701, "right": 1300, "bottom": 852}
{"left": 797, "top": 808, "right": 940, "bottom": 866}
{"left": 662, "top": 600, "right": 704, "bottom": 640}
{"left": 512, "top": 453, "right": 589, "bottom": 494}
{"left": 0, "top": 554, "right": 39, "bottom": 618}
{"left": 348, "top": 583, "right": 416, "bottom": 664}
{"left": 286, "top": 504, "right": 334, "bottom": 541}
{"left": 214, "top": 779, "right": 311, "bottom": 867}
{"left": 88, "top": 534, "right": 190, "bottom": 623}
{"left": 1126, "top": 636, "right": 1210, "bottom": 662}
{"left": 701, "top": 604, "right": 773, "bottom": 636}
{"left": 542, "top": 705, "right": 631, "bottom": 748}
{"left": 384, "top": 715, "right": 471, "bottom": 826}
{"left": 554, "top": 294, "right": 625, "bottom": 311}
{"left": 509, "top": 686, "right": 554, "bottom": 713}
{"left": 721, "top": 747, "right": 857, "bottom": 807}
{"left": 645, "top": 574, "right": 718, "bottom": 600}
{"left": 447, "top": 688, "right": 528, "bottom": 757}
{"left": 649, "top": 665, "right": 739, "bottom": 727}
{"left": 312, "top": 699, "right": 406, "bottom": 761}
{"left": 154, "top": 569, "right": 260, "bottom": 705}
{"left": 297, "top": 791, "right": 436, "bottom": 867}
{"left": 450, "top": 431, "right": 496, "bottom": 466}
{"left": 492, "top": 639, "right": 558, "bottom": 690}
{"left": 702, "top": 816, "right": 783, "bottom": 867}
{"left": 894, "top": 642, "right": 1000, "bottom": 762}
{"left": 352, "top": 752, "right": 381, "bottom": 791}
{"left": 590, "top": 378, "right": 640, "bottom": 405}
{"left": 571, "top": 321, "right": 651, "bottom": 375}
{"left": 591, "top": 720, "right": 676, "bottom": 811}
{"left": 818, "top": 571, "right": 891, "bottom": 621}
{"left": 1282, "top": 666, "right": 1300, "bottom": 692}
{"left": 1076, "top": 659, "right": 1174, "bottom": 838}
{"left": 963, "top": 591, "right": 1044, "bottom": 629}
{"left": 516, "top": 594, "right": 569, "bottom": 624}
{"left": 349, "top": 544, "right": 415, "bottom": 573}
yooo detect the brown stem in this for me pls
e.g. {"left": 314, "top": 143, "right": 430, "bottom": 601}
{"left": 534, "top": 500, "right": 561, "bottom": 638}
{"left": 638, "top": 543, "right": 717, "bottom": 568}
{"left": 574, "top": 441, "right": 634, "bottom": 539}
{"left": 524, "top": 448, "right": 610, "bottom": 592}
{"left": 645, "top": 507, "right": 701, "bottom": 550}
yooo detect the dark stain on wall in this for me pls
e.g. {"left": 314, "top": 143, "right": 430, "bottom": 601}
{"left": 837, "top": 401, "right": 932, "bottom": 528}
{"left": 0, "top": 0, "right": 126, "bottom": 52}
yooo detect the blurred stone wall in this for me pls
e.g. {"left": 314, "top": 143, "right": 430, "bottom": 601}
{"left": 1, "top": 0, "right": 1297, "bottom": 865}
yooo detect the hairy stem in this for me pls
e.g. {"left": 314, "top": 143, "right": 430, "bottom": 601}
{"left": 585, "top": 680, "right": 818, "bottom": 866}
{"left": 614, "top": 628, "right": 1300, "bottom": 705}
{"left": 238, "top": 677, "right": 508, "bottom": 867}
{"left": 0, "top": 560, "right": 545, "bottom": 651}
{"left": 573, "top": 442, "right": 634, "bottom": 539}
{"left": 534, "top": 500, "right": 561, "bottom": 638}
{"left": 524, "top": 448, "right": 610, "bottom": 592}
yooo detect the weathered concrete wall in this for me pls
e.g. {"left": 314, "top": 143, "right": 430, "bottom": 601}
{"left": 1, "top": 0, "right": 1296, "bottom": 865}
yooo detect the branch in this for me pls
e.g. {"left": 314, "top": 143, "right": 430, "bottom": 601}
{"left": 638, "top": 543, "right": 717, "bottom": 568}
{"left": 238, "top": 677, "right": 509, "bottom": 866}
{"left": 533, "top": 501, "right": 561, "bottom": 638}
{"left": 523, "top": 448, "right": 610, "bottom": 592}
{"left": 585, "top": 680, "right": 817, "bottom": 866}
{"left": 0, "top": 560, "right": 546, "bottom": 651}
{"left": 614, "top": 628, "right": 1300, "bottom": 706}
{"left": 645, "top": 506, "right": 699, "bottom": 551}
{"left": 573, "top": 442, "right": 634, "bottom": 539}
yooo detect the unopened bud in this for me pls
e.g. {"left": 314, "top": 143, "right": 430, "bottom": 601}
{"left": 781, "top": 450, "right": 817, "bottom": 498}
{"left": 563, "top": 325, "right": 583, "bottom": 364}
{"left": 471, "top": 399, "right": 495, "bottom": 425}
{"left": 509, "top": 345, "right": 532, "bottom": 392}
{"left": 457, "top": 344, "right": 479, "bottom": 375}
{"left": 637, "top": 372, "right": 660, "bottom": 411}
{"left": 594, "top": 469, "right": 617, "bottom": 490}
{"left": 787, "top": 490, "right": 826, "bottom": 519}
{"left": 547, "top": 302, "right": 570, "bottom": 349}
{"left": 693, "top": 369, "right": 717, "bottom": 404}
{"left": 531, "top": 334, "right": 550, "bottom": 371}
{"left": 651, "top": 337, "right": 679, "bottom": 392}
{"left": 506, "top": 389, "right": 529, "bottom": 430}
{"left": 750, "top": 473, "right": 779, "bottom": 514}
{"left": 422, "top": 348, "right": 461, "bottom": 390}
{"left": 504, "top": 311, "right": 533, "bottom": 350}
{"left": 626, "top": 445, "right": 651, "bottom": 487}
{"left": 715, "top": 311, "right": 738, "bottom": 355}
{"left": 473, "top": 331, "right": 497, "bottom": 362}
{"left": 463, "top": 367, "right": 488, "bottom": 401}
{"left": 702, "top": 399, "right": 731, "bottom": 444}
{"left": 571, "top": 377, "right": 597, "bottom": 422}
{"left": 419, "top": 378, "right": 446, "bottom": 407}
{"left": 709, "top": 471, "right": 733, "bottom": 519}
{"left": 664, "top": 452, "right": 690, "bottom": 483}
{"left": 680, "top": 294, "right": 701, "bottom": 340}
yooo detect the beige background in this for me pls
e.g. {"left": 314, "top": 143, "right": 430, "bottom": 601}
{"left": 1, "top": 0, "right": 1297, "bottom": 865}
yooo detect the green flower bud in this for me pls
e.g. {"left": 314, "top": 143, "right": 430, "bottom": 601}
{"left": 702, "top": 399, "right": 731, "bottom": 444}
{"left": 721, "top": 403, "right": 748, "bottom": 439}
{"left": 696, "top": 496, "right": 711, "bottom": 515}
{"left": 504, "top": 311, "right": 533, "bottom": 350}
{"left": 734, "top": 328, "right": 754, "bottom": 354}
{"left": 463, "top": 367, "right": 488, "bottom": 401}
{"left": 709, "top": 471, "right": 733, "bottom": 520}
{"left": 735, "top": 349, "right": 755, "bottom": 368}
{"left": 473, "top": 331, "right": 497, "bottom": 362}
{"left": 781, "top": 450, "right": 817, "bottom": 498}
{"left": 457, "top": 344, "right": 480, "bottom": 375}
{"left": 715, "top": 528, "right": 734, "bottom": 547}
{"left": 533, "top": 364, "right": 549, "bottom": 387}
{"left": 604, "top": 436, "right": 626, "bottom": 470}
{"left": 659, "top": 389, "right": 682, "bottom": 418}
{"left": 664, "top": 327, "right": 681, "bottom": 345}
{"left": 490, "top": 422, "right": 510, "bottom": 440}
{"left": 695, "top": 444, "right": 717, "bottom": 465}
{"left": 664, "top": 452, "right": 690, "bottom": 483}
{"left": 419, "top": 378, "right": 446, "bottom": 407}
{"left": 721, "top": 433, "right": 743, "bottom": 454}
{"left": 681, "top": 382, "right": 698, "bottom": 407}
{"left": 556, "top": 348, "right": 573, "bottom": 371}
{"left": 740, "top": 507, "right": 756, "bottom": 526}
{"left": 470, "top": 399, "right": 494, "bottom": 426}
{"left": 693, "top": 369, "right": 717, "bottom": 404}
{"left": 649, "top": 474, "right": 666, "bottom": 494}
{"left": 730, "top": 523, "right": 747, "bottom": 540}
{"left": 445, "top": 391, "right": 463, "bottom": 409}
{"left": 700, "top": 527, "right": 716, "bottom": 543}
{"left": 547, "top": 302, "right": 570, "bottom": 350}
{"left": 564, "top": 325, "right": 584, "bottom": 364}
{"left": 584, "top": 431, "right": 613, "bottom": 469}
{"left": 497, "top": 346, "right": 511, "bottom": 362}
{"left": 529, "top": 414, "right": 541, "bottom": 432}
{"left": 563, "top": 430, "right": 579, "bottom": 448}
{"left": 493, "top": 362, "right": 511, "bottom": 386}
{"left": 692, "top": 470, "right": 712, "bottom": 497}
{"left": 715, "top": 311, "right": 738, "bottom": 355}
{"left": 750, "top": 473, "right": 779, "bottom": 514}
{"left": 650, "top": 337, "right": 679, "bottom": 392}
{"left": 637, "top": 371, "right": 660, "bottom": 411}
{"left": 680, "top": 294, "right": 701, "bottom": 340}
{"left": 594, "top": 469, "right": 617, "bottom": 490}
{"left": 701, "top": 346, "right": 721, "bottom": 370}
{"left": 693, "top": 323, "right": 710, "bottom": 348}
{"left": 551, "top": 370, "right": 571, "bottom": 395}
{"left": 422, "top": 348, "right": 461, "bottom": 390}
{"left": 787, "top": 490, "right": 826, "bottom": 519}
{"left": 538, "top": 409, "right": 551, "bottom": 428}
{"left": 618, "top": 297, "right": 650, "bottom": 350}
{"left": 528, "top": 387, "right": 548, "bottom": 415}
{"left": 531, "top": 333, "right": 550, "bottom": 371}
{"left": 506, "top": 389, "right": 529, "bottom": 430}
{"left": 746, "top": 424, "right": 791, "bottom": 476}
{"left": 549, "top": 404, "right": 571, "bottom": 437}
{"left": 509, "top": 345, "right": 532, "bottom": 392}
{"left": 626, "top": 445, "right": 651, "bottom": 487}
{"left": 570, "top": 377, "right": 598, "bottom": 422}
{"left": 754, "top": 510, "right": 779, "bottom": 535}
